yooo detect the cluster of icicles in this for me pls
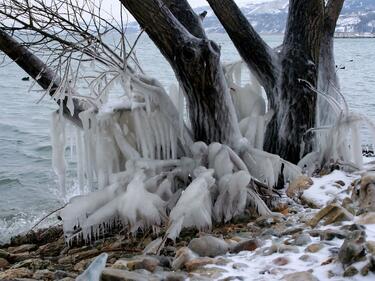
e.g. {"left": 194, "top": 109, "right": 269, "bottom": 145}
{"left": 50, "top": 60, "right": 371, "bottom": 243}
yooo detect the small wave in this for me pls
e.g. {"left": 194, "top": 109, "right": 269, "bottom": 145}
{"left": 0, "top": 212, "right": 58, "bottom": 245}
{"left": 35, "top": 145, "right": 52, "bottom": 152}
{"left": 0, "top": 178, "right": 22, "bottom": 187}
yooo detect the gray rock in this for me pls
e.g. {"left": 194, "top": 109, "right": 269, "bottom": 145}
{"left": 293, "top": 233, "right": 312, "bottom": 246}
{"left": 338, "top": 230, "right": 367, "bottom": 266}
{"left": 188, "top": 236, "right": 230, "bottom": 257}
{"left": 352, "top": 172, "right": 375, "bottom": 211}
{"left": 320, "top": 229, "right": 347, "bottom": 241}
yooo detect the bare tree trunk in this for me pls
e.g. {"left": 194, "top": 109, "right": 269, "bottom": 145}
{"left": 265, "top": 0, "right": 324, "bottom": 164}
{"left": 0, "top": 28, "right": 84, "bottom": 127}
{"left": 208, "top": 0, "right": 324, "bottom": 163}
{"left": 120, "top": 0, "right": 241, "bottom": 146}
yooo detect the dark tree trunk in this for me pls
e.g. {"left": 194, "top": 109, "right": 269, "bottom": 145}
{"left": 265, "top": 0, "right": 324, "bottom": 164}
{"left": 0, "top": 28, "right": 84, "bottom": 127}
{"left": 120, "top": 0, "right": 241, "bottom": 146}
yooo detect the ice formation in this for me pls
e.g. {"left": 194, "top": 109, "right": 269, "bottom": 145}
{"left": 76, "top": 252, "right": 108, "bottom": 281}
{"left": 299, "top": 80, "right": 375, "bottom": 175}
{"left": 53, "top": 59, "right": 302, "bottom": 243}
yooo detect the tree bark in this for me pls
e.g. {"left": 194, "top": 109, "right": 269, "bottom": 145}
{"left": 264, "top": 0, "right": 324, "bottom": 164}
{"left": 208, "top": 0, "right": 324, "bottom": 163}
{"left": 0, "top": 28, "right": 84, "bottom": 127}
{"left": 120, "top": 0, "right": 241, "bottom": 146}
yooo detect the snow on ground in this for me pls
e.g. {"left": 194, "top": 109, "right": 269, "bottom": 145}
{"left": 302, "top": 170, "right": 358, "bottom": 208}
{"left": 199, "top": 162, "right": 375, "bottom": 281}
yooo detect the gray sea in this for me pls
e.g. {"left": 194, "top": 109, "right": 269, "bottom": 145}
{"left": 0, "top": 34, "right": 374, "bottom": 244}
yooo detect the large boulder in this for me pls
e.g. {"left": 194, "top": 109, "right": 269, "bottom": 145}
{"left": 352, "top": 172, "right": 375, "bottom": 212}
{"left": 338, "top": 230, "right": 367, "bottom": 267}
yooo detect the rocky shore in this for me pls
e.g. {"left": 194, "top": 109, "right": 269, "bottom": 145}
{"left": 1, "top": 170, "right": 375, "bottom": 281}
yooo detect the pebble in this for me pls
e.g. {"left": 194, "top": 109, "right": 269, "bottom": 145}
{"left": 188, "top": 236, "right": 230, "bottom": 257}
{"left": 293, "top": 233, "right": 312, "bottom": 246}
{"left": 184, "top": 257, "right": 218, "bottom": 271}
{"left": 272, "top": 256, "right": 289, "bottom": 266}
{"left": 230, "top": 239, "right": 261, "bottom": 254}
{"left": 305, "top": 243, "right": 324, "bottom": 253}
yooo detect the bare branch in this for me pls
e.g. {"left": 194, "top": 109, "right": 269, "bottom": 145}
{"left": 206, "top": 0, "right": 279, "bottom": 104}
{"left": 0, "top": 28, "right": 84, "bottom": 126}
{"left": 324, "top": 0, "right": 345, "bottom": 35}
{"left": 162, "top": 0, "right": 206, "bottom": 38}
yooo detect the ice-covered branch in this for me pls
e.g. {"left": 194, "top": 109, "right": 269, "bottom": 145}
{"left": 120, "top": 0, "right": 241, "bottom": 145}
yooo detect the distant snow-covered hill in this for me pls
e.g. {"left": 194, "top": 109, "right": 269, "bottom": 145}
{"left": 127, "top": 0, "right": 375, "bottom": 34}
{"left": 197, "top": 0, "right": 375, "bottom": 34}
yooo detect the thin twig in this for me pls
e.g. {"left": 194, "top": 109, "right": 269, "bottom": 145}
{"left": 30, "top": 203, "right": 68, "bottom": 231}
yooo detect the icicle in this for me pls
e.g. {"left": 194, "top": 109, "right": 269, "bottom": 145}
{"left": 76, "top": 253, "right": 108, "bottom": 281}
{"left": 133, "top": 109, "right": 149, "bottom": 158}
{"left": 112, "top": 122, "right": 140, "bottom": 160}
{"left": 167, "top": 167, "right": 214, "bottom": 240}
{"left": 75, "top": 127, "right": 85, "bottom": 193}
{"left": 51, "top": 112, "right": 67, "bottom": 197}
{"left": 214, "top": 171, "right": 250, "bottom": 222}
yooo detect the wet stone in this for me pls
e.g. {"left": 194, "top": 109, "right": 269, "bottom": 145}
{"left": 185, "top": 257, "right": 218, "bottom": 271}
{"left": 320, "top": 229, "right": 347, "bottom": 241}
{"left": 299, "top": 254, "right": 318, "bottom": 263}
{"left": 293, "top": 233, "right": 312, "bottom": 246}
{"left": 343, "top": 265, "right": 359, "bottom": 277}
{"left": 0, "top": 257, "right": 10, "bottom": 269}
{"left": 230, "top": 239, "right": 261, "bottom": 254}
{"left": 188, "top": 236, "right": 230, "bottom": 257}
{"left": 272, "top": 256, "right": 289, "bottom": 266}
{"left": 8, "top": 244, "right": 37, "bottom": 254}
{"left": 281, "top": 227, "right": 304, "bottom": 236}
{"left": 305, "top": 243, "right": 325, "bottom": 253}
{"left": 338, "top": 230, "right": 367, "bottom": 266}
{"left": 232, "top": 262, "right": 248, "bottom": 269}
